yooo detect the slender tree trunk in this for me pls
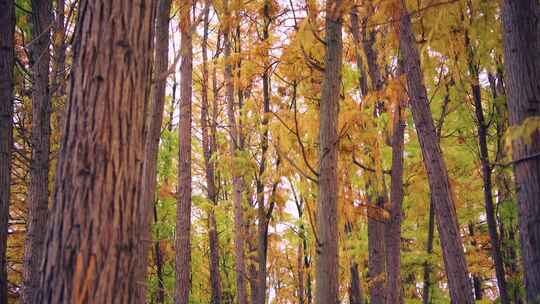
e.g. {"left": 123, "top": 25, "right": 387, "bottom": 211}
{"left": 315, "top": 1, "right": 342, "bottom": 303}
{"left": 351, "top": 7, "right": 387, "bottom": 303}
{"left": 154, "top": 204, "right": 165, "bottom": 304}
{"left": 37, "top": 0, "right": 156, "bottom": 302}
{"left": 176, "top": 1, "right": 193, "bottom": 303}
{"left": 385, "top": 86, "right": 406, "bottom": 304}
{"left": 201, "top": 2, "right": 223, "bottom": 303}
{"left": 349, "top": 262, "right": 365, "bottom": 304}
{"left": 137, "top": 0, "right": 172, "bottom": 301}
{"left": 398, "top": 2, "right": 474, "bottom": 303}
{"left": 223, "top": 1, "right": 248, "bottom": 303}
{"left": 0, "top": 1, "right": 15, "bottom": 302}
{"left": 23, "top": 1, "right": 52, "bottom": 302}
{"left": 501, "top": 2, "right": 540, "bottom": 301}
{"left": 466, "top": 44, "right": 510, "bottom": 303}
{"left": 421, "top": 198, "right": 435, "bottom": 304}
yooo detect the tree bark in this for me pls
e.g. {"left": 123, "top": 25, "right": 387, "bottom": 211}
{"left": 398, "top": 2, "right": 474, "bottom": 303}
{"left": 385, "top": 86, "right": 406, "bottom": 304}
{"left": 0, "top": 1, "right": 15, "bottom": 302}
{"left": 23, "top": 1, "right": 52, "bottom": 302}
{"left": 466, "top": 40, "right": 510, "bottom": 303}
{"left": 138, "top": 0, "right": 172, "bottom": 301}
{"left": 349, "top": 262, "right": 365, "bottom": 304}
{"left": 37, "top": 0, "right": 156, "bottom": 302}
{"left": 222, "top": 1, "right": 248, "bottom": 303}
{"left": 201, "top": 1, "right": 223, "bottom": 303}
{"left": 315, "top": 1, "right": 342, "bottom": 303}
{"left": 501, "top": 1, "right": 540, "bottom": 302}
{"left": 175, "top": 1, "right": 193, "bottom": 303}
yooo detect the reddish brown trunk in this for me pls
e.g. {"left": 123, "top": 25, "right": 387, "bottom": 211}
{"left": 385, "top": 89, "right": 406, "bottom": 304}
{"left": 37, "top": 0, "right": 156, "bottom": 302}
{"left": 201, "top": 1, "right": 222, "bottom": 303}
{"left": 23, "top": 1, "right": 52, "bottom": 302}
{"left": 501, "top": 1, "right": 540, "bottom": 301}
{"left": 223, "top": 1, "right": 248, "bottom": 303}
{"left": 175, "top": 1, "right": 193, "bottom": 303}
{"left": 315, "top": 1, "right": 342, "bottom": 303}
{"left": 398, "top": 2, "right": 474, "bottom": 303}
{"left": 0, "top": 1, "right": 15, "bottom": 302}
{"left": 138, "top": 0, "right": 172, "bottom": 301}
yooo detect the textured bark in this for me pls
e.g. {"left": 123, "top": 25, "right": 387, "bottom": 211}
{"left": 223, "top": 1, "right": 248, "bottom": 303}
{"left": 501, "top": 1, "right": 540, "bottom": 302}
{"left": 254, "top": 2, "right": 272, "bottom": 303}
{"left": 349, "top": 262, "right": 365, "bottom": 304}
{"left": 175, "top": 1, "right": 193, "bottom": 303}
{"left": 351, "top": 7, "right": 386, "bottom": 304}
{"left": 398, "top": 2, "right": 474, "bottom": 303}
{"left": 467, "top": 43, "right": 509, "bottom": 303}
{"left": 138, "top": 0, "right": 172, "bottom": 301}
{"left": 23, "top": 1, "right": 52, "bottom": 302}
{"left": 315, "top": 1, "right": 342, "bottom": 303}
{"left": 201, "top": 1, "right": 223, "bottom": 303}
{"left": 0, "top": 1, "right": 15, "bottom": 302}
{"left": 37, "top": 0, "right": 156, "bottom": 302}
{"left": 385, "top": 91, "right": 406, "bottom": 304}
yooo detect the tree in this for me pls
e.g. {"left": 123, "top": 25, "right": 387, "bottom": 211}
{"left": 398, "top": 1, "right": 474, "bottom": 303}
{"left": 37, "top": 0, "right": 156, "bottom": 302}
{"left": 501, "top": 1, "right": 540, "bottom": 302}
{"left": 315, "top": 1, "right": 342, "bottom": 303}
{"left": 138, "top": 0, "right": 172, "bottom": 301}
{"left": 22, "top": 0, "right": 52, "bottom": 302}
{"left": 176, "top": 0, "right": 193, "bottom": 303}
{"left": 0, "top": 0, "right": 15, "bottom": 302}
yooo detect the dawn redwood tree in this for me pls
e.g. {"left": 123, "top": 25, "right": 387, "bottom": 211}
{"left": 0, "top": 0, "right": 15, "bottom": 302}
{"left": 22, "top": 0, "right": 52, "bottom": 302}
{"left": 138, "top": 0, "right": 172, "bottom": 301}
{"left": 223, "top": 0, "right": 249, "bottom": 303}
{"left": 501, "top": 1, "right": 540, "bottom": 302}
{"left": 176, "top": 1, "right": 193, "bottom": 303}
{"left": 37, "top": 0, "right": 156, "bottom": 302}
{"left": 398, "top": 1, "right": 474, "bottom": 303}
{"left": 201, "top": 1, "right": 223, "bottom": 303}
{"left": 315, "top": 1, "right": 342, "bottom": 303}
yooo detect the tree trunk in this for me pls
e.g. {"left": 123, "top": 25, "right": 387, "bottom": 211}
{"left": 154, "top": 204, "right": 165, "bottom": 304}
{"left": 466, "top": 41, "right": 510, "bottom": 303}
{"left": 398, "top": 2, "right": 474, "bottom": 303}
{"left": 501, "top": 1, "right": 540, "bottom": 301}
{"left": 23, "top": 1, "right": 52, "bottom": 302}
{"left": 315, "top": 1, "right": 342, "bottom": 303}
{"left": 201, "top": 2, "right": 223, "bottom": 303}
{"left": 0, "top": 1, "right": 15, "bottom": 302}
{"left": 175, "top": 1, "right": 193, "bottom": 302}
{"left": 138, "top": 0, "right": 172, "bottom": 301}
{"left": 37, "top": 0, "right": 156, "bottom": 302}
{"left": 349, "top": 262, "right": 365, "bottom": 304}
{"left": 385, "top": 86, "right": 406, "bottom": 304}
{"left": 222, "top": 1, "right": 248, "bottom": 303}
{"left": 421, "top": 198, "right": 435, "bottom": 304}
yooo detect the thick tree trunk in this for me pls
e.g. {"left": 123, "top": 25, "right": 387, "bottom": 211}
{"left": 137, "top": 0, "right": 172, "bottom": 301}
{"left": 37, "top": 0, "right": 156, "bottom": 302}
{"left": 385, "top": 89, "right": 406, "bottom": 304}
{"left": 501, "top": 2, "right": 540, "bottom": 302}
{"left": 0, "top": 1, "right": 15, "bottom": 302}
{"left": 23, "top": 1, "right": 52, "bottom": 302}
{"left": 398, "top": 2, "right": 474, "bottom": 303}
{"left": 175, "top": 1, "right": 193, "bottom": 303}
{"left": 223, "top": 1, "right": 248, "bottom": 303}
{"left": 201, "top": 2, "right": 223, "bottom": 303}
{"left": 315, "top": 1, "right": 342, "bottom": 303}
